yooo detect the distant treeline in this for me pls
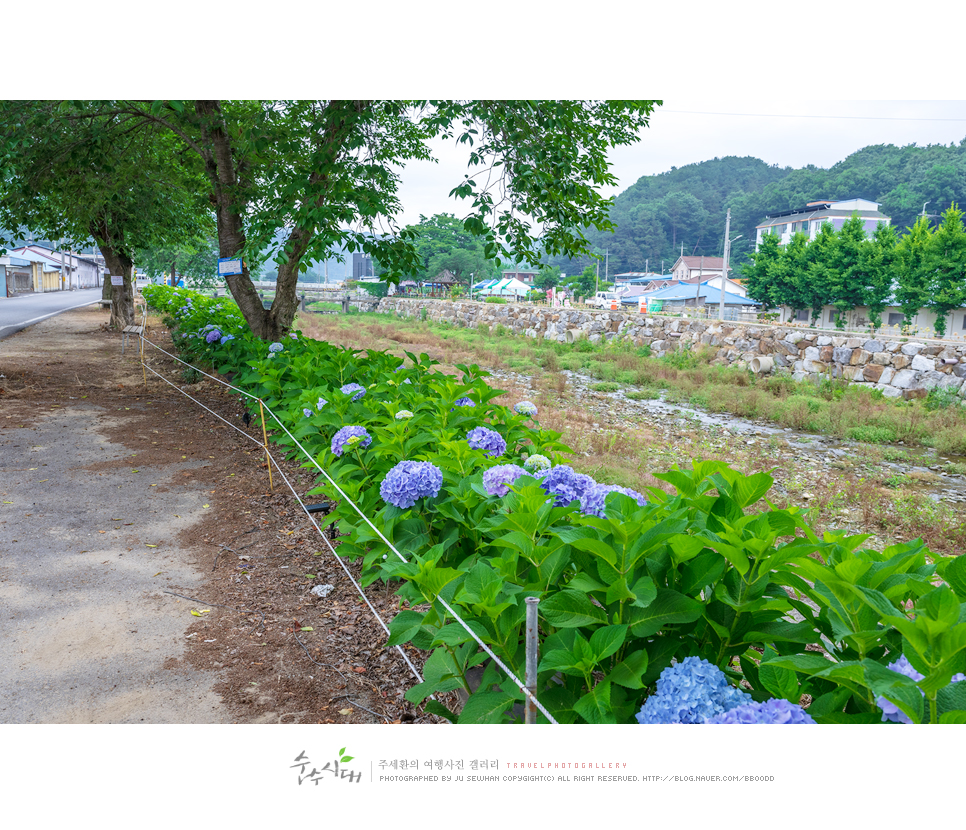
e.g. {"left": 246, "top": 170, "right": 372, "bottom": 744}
{"left": 542, "top": 141, "right": 966, "bottom": 276}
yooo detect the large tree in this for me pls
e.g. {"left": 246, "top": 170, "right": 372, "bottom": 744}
{"left": 61, "top": 100, "right": 659, "bottom": 339}
{"left": 0, "top": 101, "right": 212, "bottom": 328}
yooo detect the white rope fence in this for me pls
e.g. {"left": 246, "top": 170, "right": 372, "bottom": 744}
{"left": 137, "top": 329, "right": 559, "bottom": 724}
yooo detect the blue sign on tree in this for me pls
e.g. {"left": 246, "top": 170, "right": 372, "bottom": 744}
{"left": 218, "top": 257, "right": 244, "bottom": 277}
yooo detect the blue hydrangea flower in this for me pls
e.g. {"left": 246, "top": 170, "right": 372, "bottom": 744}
{"left": 302, "top": 408, "right": 313, "bottom": 418}
{"left": 220, "top": 334, "right": 235, "bottom": 345}
{"left": 514, "top": 401, "right": 538, "bottom": 417}
{"left": 330, "top": 425, "right": 372, "bottom": 457}
{"left": 580, "top": 483, "right": 648, "bottom": 518}
{"left": 540, "top": 465, "right": 595, "bottom": 507}
{"left": 453, "top": 397, "right": 476, "bottom": 409}
{"left": 289, "top": 332, "right": 298, "bottom": 339}
{"left": 636, "top": 657, "right": 752, "bottom": 724}
{"left": 268, "top": 342, "right": 284, "bottom": 353}
{"left": 876, "top": 654, "right": 966, "bottom": 724}
{"left": 395, "top": 410, "right": 414, "bottom": 420}
{"left": 267, "top": 352, "right": 276, "bottom": 359}
{"left": 340, "top": 383, "right": 366, "bottom": 402}
{"left": 705, "top": 698, "right": 816, "bottom": 724}
{"left": 205, "top": 330, "right": 222, "bottom": 343}
{"left": 467, "top": 426, "right": 506, "bottom": 458}
{"left": 316, "top": 397, "right": 327, "bottom": 410}
{"left": 482, "top": 464, "right": 528, "bottom": 497}
{"left": 524, "top": 454, "right": 551, "bottom": 473}
{"left": 380, "top": 461, "right": 443, "bottom": 509}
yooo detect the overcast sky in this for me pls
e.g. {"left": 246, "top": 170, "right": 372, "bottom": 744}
{"left": 392, "top": 99, "right": 966, "bottom": 228}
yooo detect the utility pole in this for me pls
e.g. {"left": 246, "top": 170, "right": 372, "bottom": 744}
{"left": 604, "top": 249, "right": 609, "bottom": 288}
{"left": 595, "top": 259, "right": 600, "bottom": 295}
{"left": 718, "top": 209, "right": 732, "bottom": 322}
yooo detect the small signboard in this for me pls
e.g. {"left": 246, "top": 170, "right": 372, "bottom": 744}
{"left": 111, "top": 275, "right": 124, "bottom": 286}
{"left": 218, "top": 257, "right": 244, "bottom": 277}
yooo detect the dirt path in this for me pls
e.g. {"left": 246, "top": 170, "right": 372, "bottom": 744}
{"left": 0, "top": 306, "right": 427, "bottom": 724}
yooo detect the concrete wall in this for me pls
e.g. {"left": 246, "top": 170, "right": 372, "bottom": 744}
{"left": 376, "top": 297, "right": 966, "bottom": 401}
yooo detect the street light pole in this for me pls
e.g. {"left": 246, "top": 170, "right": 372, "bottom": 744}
{"left": 718, "top": 210, "right": 731, "bottom": 321}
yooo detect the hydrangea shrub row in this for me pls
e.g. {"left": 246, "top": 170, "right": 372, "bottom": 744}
{"left": 143, "top": 286, "right": 966, "bottom": 726}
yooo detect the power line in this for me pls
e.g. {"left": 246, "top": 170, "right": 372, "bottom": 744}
{"left": 660, "top": 109, "right": 966, "bottom": 123}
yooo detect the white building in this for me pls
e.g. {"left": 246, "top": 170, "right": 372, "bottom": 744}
{"left": 755, "top": 199, "right": 890, "bottom": 249}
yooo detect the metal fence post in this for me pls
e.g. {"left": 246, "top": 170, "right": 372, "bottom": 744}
{"left": 525, "top": 596, "right": 540, "bottom": 724}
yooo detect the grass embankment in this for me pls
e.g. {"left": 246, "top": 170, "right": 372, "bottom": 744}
{"left": 295, "top": 310, "right": 966, "bottom": 555}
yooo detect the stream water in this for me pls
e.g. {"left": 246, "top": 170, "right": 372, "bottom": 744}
{"left": 550, "top": 369, "right": 966, "bottom": 506}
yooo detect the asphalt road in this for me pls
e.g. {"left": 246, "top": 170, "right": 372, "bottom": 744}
{"left": 0, "top": 288, "right": 103, "bottom": 340}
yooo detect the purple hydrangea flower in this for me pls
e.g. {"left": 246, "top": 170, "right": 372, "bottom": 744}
{"left": 514, "top": 400, "right": 538, "bottom": 417}
{"left": 220, "top": 334, "right": 235, "bottom": 345}
{"left": 636, "top": 657, "right": 752, "bottom": 724}
{"left": 316, "top": 397, "right": 327, "bottom": 410}
{"left": 380, "top": 461, "right": 443, "bottom": 509}
{"left": 580, "top": 483, "right": 648, "bottom": 518}
{"left": 205, "top": 330, "right": 222, "bottom": 343}
{"left": 876, "top": 654, "right": 966, "bottom": 724}
{"left": 289, "top": 332, "right": 298, "bottom": 339}
{"left": 268, "top": 342, "right": 284, "bottom": 353}
{"left": 467, "top": 426, "right": 506, "bottom": 458}
{"left": 524, "top": 454, "right": 551, "bottom": 473}
{"left": 453, "top": 397, "right": 476, "bottom": 408}
{"left": 706, "top": 698, "right": 816, "bottom": 724}
{"left": 330, "top": 425, "right": 372, "bottom": 457}
{"left": 540, "top": 465, "right": 596, "bottom": 507}
{"left": 482, "top": 464, "right": 528, "bottom": 497}
{"left": 395, "top": 410, "right": 414, "bottom": 420}
{"left": 303, "top": 408, "right": 313, "bottom": 418}
{"left": 340, "top": 383, "right": 366, "bottom": 402}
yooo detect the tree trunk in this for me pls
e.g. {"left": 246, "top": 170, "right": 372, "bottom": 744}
{"left": 193, "top": 99, "right": 365, "bottom": 341}
{"left": 100, "top": 246, "right": 135, "bottom": 329}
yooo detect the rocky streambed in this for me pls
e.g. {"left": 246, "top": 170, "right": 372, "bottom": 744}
{"left": 487, "top": 366, "right": 966, "bottom": 508}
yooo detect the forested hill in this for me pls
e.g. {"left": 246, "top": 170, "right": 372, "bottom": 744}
{"left": 556, "top": 140, "right": 966, "bottom": 275}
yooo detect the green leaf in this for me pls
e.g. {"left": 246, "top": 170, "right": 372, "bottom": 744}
{"left": 413, "top": 566, "right": 463, "bottom": 602}
{"left": 668, "top": 534, "right": 705, "bottom": 566}
{"left": 943, "top": 554, "right": 966, "bottom": 600}
{"left": 422, "top": 700, "right": 458, "bottom": 722}
{"left": 937, "top": 679, "right": 966, "bottom": 717}
{"left": 573, "top": 681, "right": 615, "bottom": 724}
{"left": 608, "top": 650, "right": 649, "bottom": 689}
{"left": 627, "top": 588, "right": 703, "bottom": 637}
{"left": 759, "top": 660, "right": 799, "bottom": 703}
{"left": 385, "top": 610, "right": 425, "bottom": 647}
{"left": 760, "top": 653, "right": 834, "bottom": 676}
{"left": 589, "top": 625, "right": 627, "bottom": 663}
{"left": 539, "top": 649, "right": 584, "bottom": 676}
{"left": 540, "top": 590, "right": 608, "bottom": 628}
{"left": 457, "top": 691, "right": 516, "bottom": 724}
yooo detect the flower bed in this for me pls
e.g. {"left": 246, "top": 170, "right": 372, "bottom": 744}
{"left": 143, "top": 285, "right": 966, "bottom": 724}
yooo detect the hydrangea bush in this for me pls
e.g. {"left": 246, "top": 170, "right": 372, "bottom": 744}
{"left": 142, "top": 285, "right": 966, "bottom": 726}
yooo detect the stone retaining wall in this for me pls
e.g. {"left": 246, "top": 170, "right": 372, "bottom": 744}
{"left": 376, "top": 298, "right": 966, "bottom": 401}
